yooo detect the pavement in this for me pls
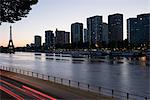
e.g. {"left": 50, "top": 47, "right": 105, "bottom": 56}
{"left": 0, "top": 70, "right": 114, "bottom": 100}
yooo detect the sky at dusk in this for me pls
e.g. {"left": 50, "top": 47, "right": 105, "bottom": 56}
{"left": 0, "top": 0, "right": 149, "bottom": 47}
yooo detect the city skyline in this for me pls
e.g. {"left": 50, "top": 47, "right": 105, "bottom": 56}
{"left": 0, "top": 0, "right": 149, "bottom": 47}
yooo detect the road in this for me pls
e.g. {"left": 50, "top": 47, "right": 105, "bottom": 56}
{"left": 0, "top": 75, "right": 57, "bottom": 100}
{"left": 0, "top": 70, "right": 114, "bottom": 100}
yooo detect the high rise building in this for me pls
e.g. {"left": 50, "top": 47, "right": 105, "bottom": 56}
{"left": 84, "top": 29, "right": 88, "bottom": 43}
{"left": 108, "top": 13, "right": 123, "bottom": 42}
{"left": 65, "top": 32, "right": 70, "bottom": 44}
{"left": 45, "top": 30, "right": 54, "bottom": 49}
{"left": 34, "top": 35, "right": 41, "bottom": 47}
{"left": 55, "top": 29, "right": 70, "bottom": 45}
{"left": 127, "top": 18, "right": 139, "bottom": 45}
{"left": 87, "top": 15, "right": 103, "bottom": 47}
{"left": 71, "top": 22, "right": 83, "bottom": 44}
{"left": 102, "top": 23, "right": 109, "bottom": 44}
{"left": 127, "top": 13, "right": 150, "bottom": 46}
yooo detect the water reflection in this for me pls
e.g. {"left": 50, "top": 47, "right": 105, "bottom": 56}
{"left": 8, "top": 54, "right": 13, "bottom": 67}
{"left": 108, "top": 57, "right": 124, "bottom": 65}
{"left": 0, "top": 52, "right": 149, "bottom": 97}
{"left": 125, "top": 56, "right": 150, "bottom": 66}
{"left": 146, "top": 56, "right": 150, "bottom": 66}
{"left": 43, "top": 52, "right": 150, "bottom": 67}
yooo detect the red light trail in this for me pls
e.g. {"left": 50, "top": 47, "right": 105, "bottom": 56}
{"left": 0, "top": 86, "right": 24, "bottom": 100}
{"left": 0, "top": 77, "right": 57, "bottom": 100}
{"left": 22, "top": 85, "right": 57, "bottom": 100}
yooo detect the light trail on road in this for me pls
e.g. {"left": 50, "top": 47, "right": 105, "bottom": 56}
{"left": 22, "top": 85, "right": 57, "bottom": 100}
{"left": 0, "top": 79, "right": 44, "bottom": 99}
{"left": 0, "top": 75, "right": 57, "bottom": 100}
{"left": 0, "top": 86, "right": 24, "bottom": 100}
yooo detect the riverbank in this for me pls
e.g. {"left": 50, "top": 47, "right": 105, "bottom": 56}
{"left": 0, "top": 70, "right": 114, "bottom": 100}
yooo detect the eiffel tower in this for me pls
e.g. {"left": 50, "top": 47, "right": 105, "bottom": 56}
{"left": 8, "top": 26, "right": 15, "bottom": 54}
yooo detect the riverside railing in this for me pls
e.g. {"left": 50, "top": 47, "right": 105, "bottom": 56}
{"left": 0, "top": 66, "right": 149, "bottom": 100}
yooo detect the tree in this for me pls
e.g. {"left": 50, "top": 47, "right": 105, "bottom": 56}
{"left": 0, "top": 0, "right": 38, "bottom": 25}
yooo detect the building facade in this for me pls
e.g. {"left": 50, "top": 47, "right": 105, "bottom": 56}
{"left": 65, "top": 32, "right": 70, "bottom": 44}
{"left": 55, "top": 29, "right": 70, "bottom": 45}
{"left": 102, "top": 23, "right": 109, "bottom": 44}
{"left": 84, "top": 28, "right": 88, "bottom": 43}
{"left": 127, "top": 18, "right": 139, "bottom": 45}
{"left": 34, "top": 35, "right": 41, "bottom": 47}
{"left": 45, "top": 30, "right": 54, "bottom": 49}
{"left": 108, "top": 13, "right": 123, "bottom": 42}
{"left": 71, "top": 22, "right": 83, "bottom": 44}
{"left": 127, "top": 13, "right": 150, "bottom": 46}
{"left": 87, "top": 15, "right": 103, "bottom": 47}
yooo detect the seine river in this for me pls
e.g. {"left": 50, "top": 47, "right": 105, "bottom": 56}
{"left": 0, "top": 52, "right": 149, "bottom": 97}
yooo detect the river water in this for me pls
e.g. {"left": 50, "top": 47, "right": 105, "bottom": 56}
{"left": 0, "top": 52, "right": 149, "bottom": 97}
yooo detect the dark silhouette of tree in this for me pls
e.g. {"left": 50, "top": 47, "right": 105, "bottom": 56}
{"left": 0, "top": 0, "right": 38, "bottom": 25}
